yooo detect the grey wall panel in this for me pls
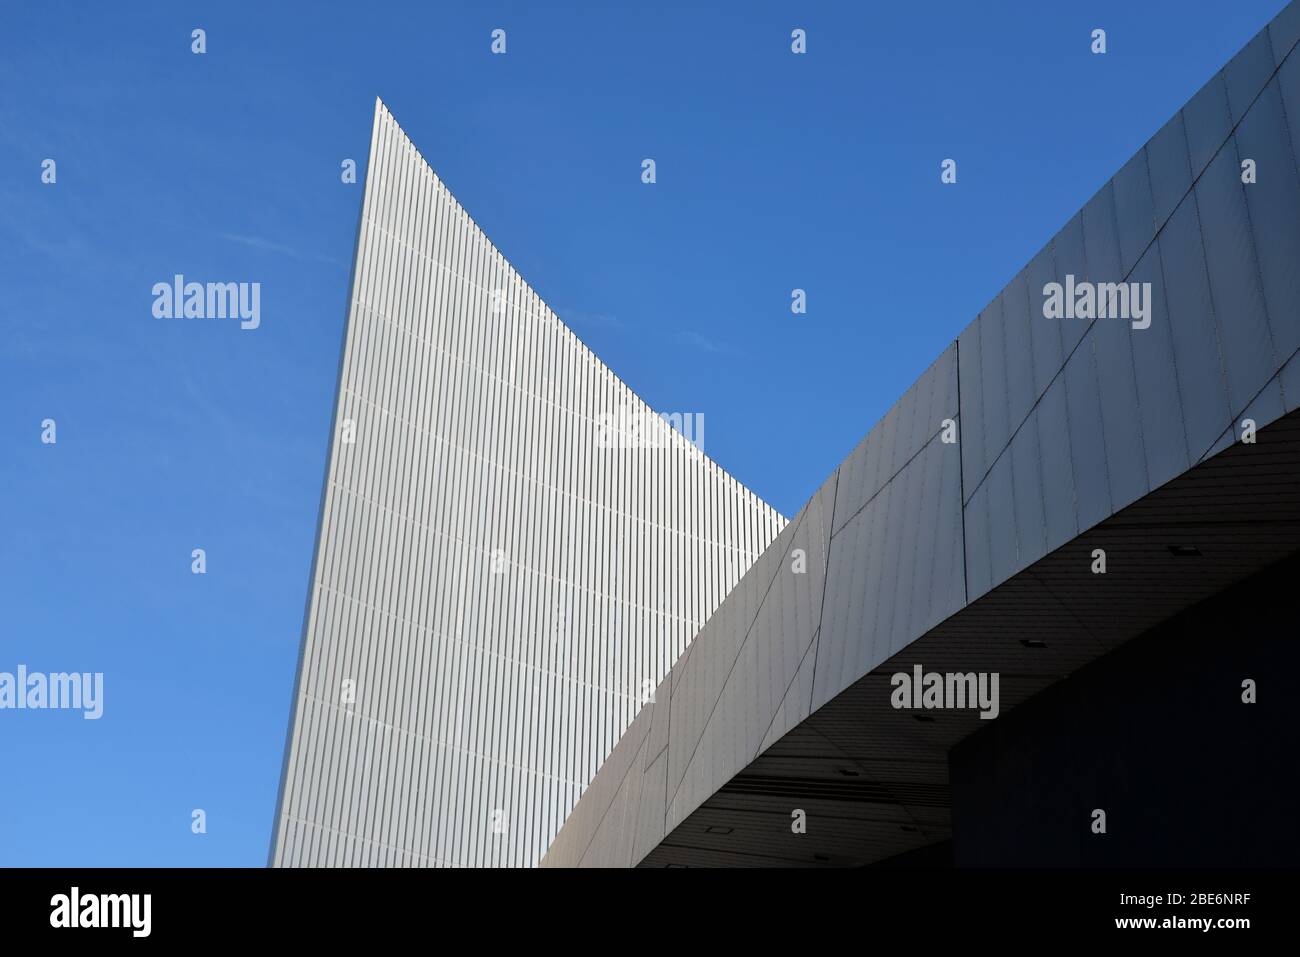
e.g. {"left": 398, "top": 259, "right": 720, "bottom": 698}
{"left": 1082, "top": 181, "right": 1123, "bottom": 286}
{"left": 934, "top": 430, "right": 967, "bottom": 623}
{"left": 978, "top": 301, "right": 1012, "bottom": 480}
{"left": 1052, "top": 212, "right": 1091, "bottom": 356}
{"left": 963, "top": 478, "right": 994, "bottom": 602}
{"left": 1035, "top": 376, "right": 1078, "bottom": 555}
{"left": 1234, "top": 82, "right": 1300, "bottom": 363}
{"left": 588, "top": 388, "right": 963, "bottom": 855}
{"left": 1224, "top": 28, "right": 1277, "bottom": 122}
{"left": 1001, "top": 278, "right": 1036, "bottom": 439}
{"left": 1274, "top": 3, "right": 1300, "bottom": 62}
{"left": 873, "top": 477, "right": 904, "bottom": 662}
{"left": 1009, "top": 409, "right": 1047, "bottom": 575}
{"left": 958, "top": 320, "right": 986, "bottom": 498}
{"left": 631, "top": 752, "right": 668, "bottom": 863}
{"left": 578, "top": 718, "right": 650, "bottom": 868}
{"left": 852, "top": 479, "right": 889, "bottom": 661}
{"left": 272, "top": 101, "right": 784, "bottom": 868}
{"left": 1113, "top": 150, "right": 1158, "bottom": 276}
{"left": 1063, "top": 339, "right": 1113, "bottom": 532}
{"left": 1092, "top": 319, "right": 1150, "bottom": 510}
{"left": 1127, "top": 246, "right": 1192, "bottom": 490}
{"left": 665, "top": 521, "right": 790, "bottom": 808}
{"left": 1026, "top": 246, "right": 1064, "bottom": 401}
{"left": 757, "top": 629, "right": 820, "bottom": 755}
{"left": 1201, "top": 423, "right": 1235, "bottom": 462}
{"left": 559, "top": 697, "right": 653, "bottom": 867}
{"left": 834, "top": 350, "right": 952, "bottom": 527}
{"left": 1158, "top": 194, "right": 1232, "bottom": 459}
{"left": 1147, "top": 112, "right": 1195, "bottom": 228}
{"left": 905, "top": 432, "right": 944, "bottom": 637}
{"left": 984, "top": 449, "right": 1019, "bottom": 589}
{"left": 1183, "top": 73, "right": 1232, "bottom": 181}
{"left": 644, "top": 670, "right": 671, "bottom": 766}
{"left": 1195, "top": 142, "right": 1277, "bottom": 414}
{"left": 811, "top": 497, "right": 859, "bottom": 710}
{"left": 1281, "top": 349, "right": 1300, "bottom": 412}
{"left": 922, "top": 348, "right": 962, "bottom": 632}
{"left": 831, "top": 431, "right": 963, "bottom": 688}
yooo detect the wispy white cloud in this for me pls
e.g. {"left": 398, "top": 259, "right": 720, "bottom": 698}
{"left": 220, "top": 232, "right": 343, "bottom": 266}
{"left": 558, "top": 307, "right": 625, "bottom": 331}
{"left": 674, "top": 329, "right": 741, "bottom": 357}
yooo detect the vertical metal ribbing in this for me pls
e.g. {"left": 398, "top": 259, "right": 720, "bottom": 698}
{"left": 273, "top": 101, "right": 786, "bottom": 867}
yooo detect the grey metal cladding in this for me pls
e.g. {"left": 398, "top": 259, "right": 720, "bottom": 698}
{"left": 984, "top": 449, "right": 1018, "bottom": 589}
{"left": 934, "top": 420, "right": 967, "bottom": 620}
{"left": 272, "top": 100, "right": 785, "bottom": 868}
{"left": 1064, "top": 336, "right": 1113, "bottom": 533}
{"left": 663, "top": 510, "right": 809, "bottom": 825}
{"left": 1146, "top": 112, "right": 1195, "bottom": 228}
{"left": 963, "top": 478, "right": 994, "bottom": 601}
{"left": 1051, "top": 212, "right": 1090, "bottom": 356}
{"left": 1001, "top": 277, "right": 1036, "bottom": 446}
{"left": 757, "top": 629, "right": 819, "bottom": 755}
{"left": 1183, "top": 73, "right": 1233, "bottom": 180}
{"left": 1275, "top": 1, "right": 1300, "bottom": 63}
{"left": 574, "top": 707, "right": 654, "bottom": 867}
{"left": 1158, "top": 193, "right": 1232, "bottom": 459}
{"left": 631, "top": 752, "right": 668, "bottom": 862}
{"left": 1082, "top": 181, "right": 1123, "bottom": 287}
{"left": 1202, "top": 422, "right": 1236, "bottom": 462}
{"left": 907, "top": 347, "right": 963, "bottom": 627}
{"left": 1195, "top": 142, "right": 1277, "bottom": 413}
{"left": 835, "top": 348, "right": 954, "bottom": 527}
{"left": 905, "top": 423, "right": 945, "bottom": 636}
{"left": 978, "top": 299, "right": 1012, "bottom": 482}
{"left": 1234, "top": 82, "right": 1300, "bottom": 361}
{"left": 1092, "top": 316, "right": 1151, "bottom": 509}
{"left": 1026, "top": 246, "right": 1064, "bottom": 399}
{"left": 1112, "top": 149, "right": 1158, "bottom": 276}
{"left": 1224, "top": 28, "right": 1277, "bottom": 122}
{"left": 1008, "top": 404, "right": 1047, "bottom": 574}
{"left": 644, "top": 669, "right": 672, "bottom": 766}
{"left": 1128, "top": 245, "right": 1192, "bottom": 490}
{"left": 957, "top": 319, "right": 986, "bottom": 495}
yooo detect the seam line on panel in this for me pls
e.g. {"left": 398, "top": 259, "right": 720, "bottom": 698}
{"left": 663, "top": 508, "right": 810, "bottom": 816}
{"left": 960, "top": 46, "right": 1297, "bottom": 507}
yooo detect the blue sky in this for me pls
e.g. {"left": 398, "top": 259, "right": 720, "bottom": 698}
{"left": 0, "top": 0, "right": 1288, "bottom": 866}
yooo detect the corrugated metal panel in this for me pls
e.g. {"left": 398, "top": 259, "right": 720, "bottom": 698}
{"left": 271, "top": 100, "right": 785, "bottom": 867}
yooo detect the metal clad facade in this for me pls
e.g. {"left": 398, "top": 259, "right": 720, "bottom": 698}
{"left": 271, "top": 101, "right": 784, "bottom": 867}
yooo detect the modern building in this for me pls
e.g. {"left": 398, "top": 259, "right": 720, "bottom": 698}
{"left": 275, "top": 2, "right": 1300, "bottom": 869}
{"left": 269, "top": 101, "right": 784, "bottom": 867}
{"left": 542, "top": 1, "right": 1300, "bottom": 867}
